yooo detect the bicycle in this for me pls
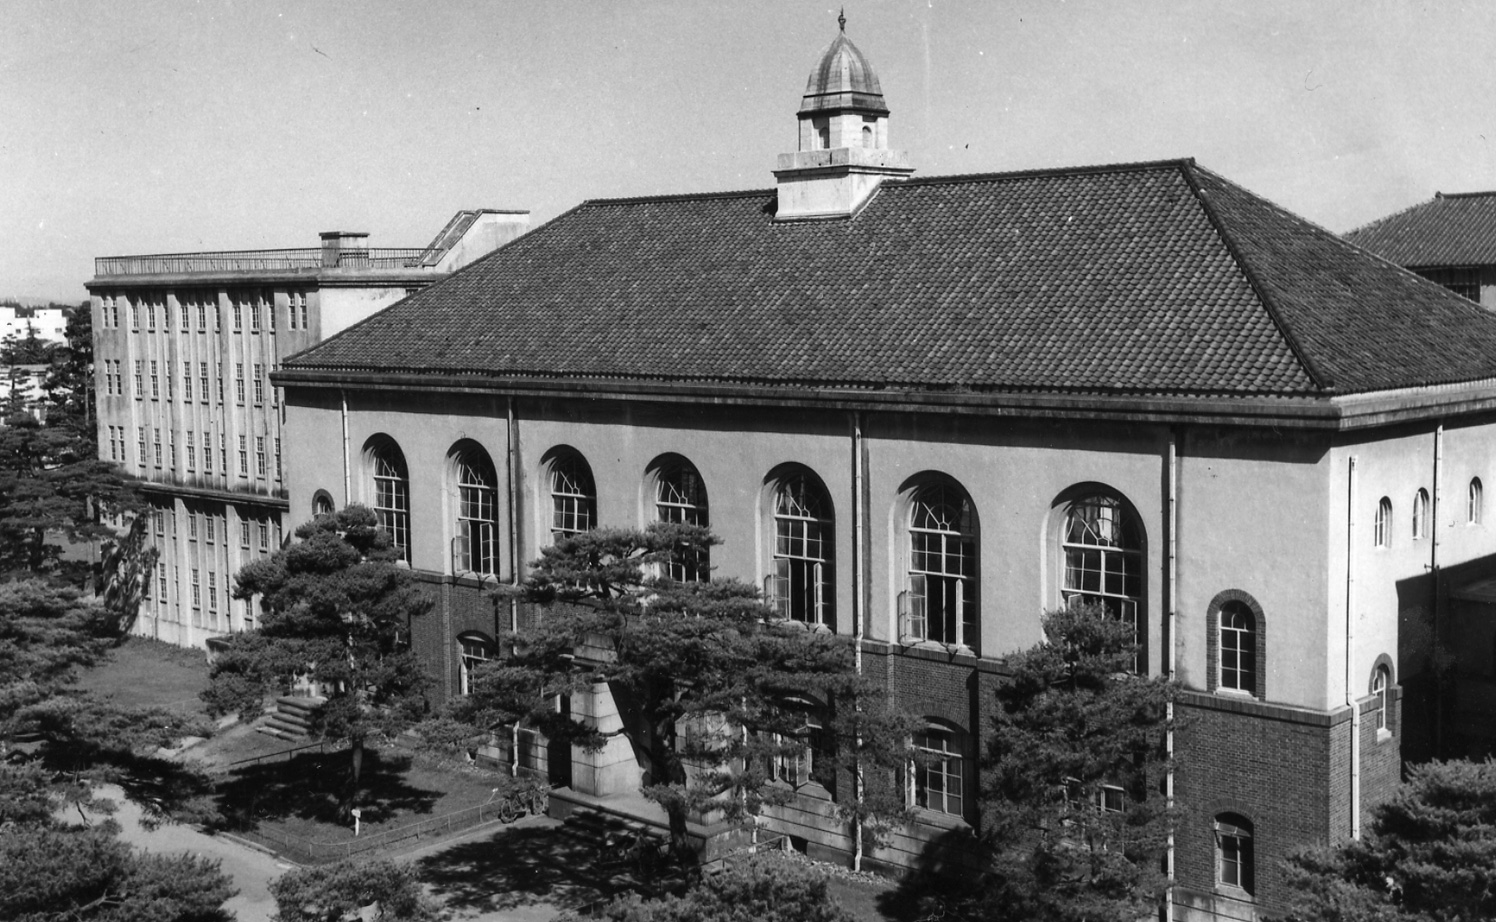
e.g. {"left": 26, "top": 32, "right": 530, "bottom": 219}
{"left": 484, "top": 777, "right": 551, "bottom": 824}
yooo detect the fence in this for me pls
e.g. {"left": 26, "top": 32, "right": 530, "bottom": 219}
{"left": 239, "top": 799, "right": 518, "bottom": 865}
{"left": 226, "top": 739, "right": 331, "bottom": 770}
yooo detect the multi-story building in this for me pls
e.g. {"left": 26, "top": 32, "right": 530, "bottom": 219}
{"left": 271, "top": 26, "right": 1496, "bottom": 922}
{"left": 88, "top": 211, "right": 528, "bottom": 648}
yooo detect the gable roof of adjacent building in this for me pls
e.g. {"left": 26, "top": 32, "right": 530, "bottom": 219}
{"left": 1345, "top": 191, "right": 1496, "bottom": 267}
{"left": 283, "top": 158, "right": 1496, "bottom": 403}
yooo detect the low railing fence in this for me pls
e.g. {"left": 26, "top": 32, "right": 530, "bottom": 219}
{"left": 237, "top": 799, "right": 516, "bottom": 865}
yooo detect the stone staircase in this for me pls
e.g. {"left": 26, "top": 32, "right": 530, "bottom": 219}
{"left": 255, "top": 695, "right": 326, "bottom": 740}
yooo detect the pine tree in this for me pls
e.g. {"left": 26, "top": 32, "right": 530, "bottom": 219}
{"left": 203, "top": 505, "right": 433, "bottom": 812}
{"left": 973, "top": 602, "right": 1178, "bottom": 922}
{"left": 448, "top": 522, "right": 914, "bottom": 861}
{"left": 270, "top": 859, "right": 438, "bottom": 922}
{"left": 1277, "top": 758, "right": 1496, "bottom": 922}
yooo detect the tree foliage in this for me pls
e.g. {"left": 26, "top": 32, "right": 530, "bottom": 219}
{"left": 448, "top": 523, "right": 914, "bottom": 858}
{"left": 972, "top": 603, "right": 1178, "bottom": 922}
{"left": 269, "top": 858, "right": 439, "bottom": 922}
{"left": 0, "top": 579, "right": 234, "bottom": 921}
{"left": 204, "top": 505, "right": 433, "bottom": 804}
{"left": 1276, "top": 758, "right": 1496, "bottom": 922}
{"left": 558, "top": 852, "right": 855, "bottom": 922}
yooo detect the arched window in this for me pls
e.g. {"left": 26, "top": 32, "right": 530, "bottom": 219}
{"left": 902, "top": 482, "right": 978, "bottom": 650}
{"left": 1371, "top": 663, "right": 1392, "bottom": 733}
{"left": 861, "top": 124, "right": 873, "bottom": 148}
{"left": 1374, "top": 497, "right": 1392, "bottom": 548}
{"left": 1215, "top": 813, "right": 1254, "bottom": 894}
{"left": 312, "top": 490, "right": 335, "bottom": 517}
{"left": 1062, "top": 493, "right": 1143, "bottom": 628}
{"left": 1219, "top": 601, "right": 1256, "bottom": 694}
{"left": 549, "top": 452, "right": 596, "bottom": 540}
{"left": 366, "top": 437, "right": 409, "bottom": 562}
{"left": 766, "top": 697, "right": 833, "bottom": 794}
{"left": 654, "top": 460, "right": 708, "bottom": 582}
{"left": 767, "top": 472, "right": 834, "bottom": 628}
{"left": 457, "top": 633, "right": 493, "bottom": 697}
{"left": 911, "top": 724, "right": 966, "bottom": 818}
{"left": 452, "top": 444, "right": 498, "bottom": 577}
{"left": 1470, "top": 478, "right": 1483, "bottom": 525}
{"left": 1412, "top": 488, "right": 1429, "bottom": 540}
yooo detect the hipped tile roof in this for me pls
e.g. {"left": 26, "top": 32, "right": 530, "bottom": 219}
{"left": 1345, "top": 191, "right": 1496, "bottom": 267}
{"left": 287, "top": 159, "right": 1496, "bottom": 398}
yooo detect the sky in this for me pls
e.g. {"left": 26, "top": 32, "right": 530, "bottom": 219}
{"left": 5, "top": 0, "right": 1496, "bottom": 302}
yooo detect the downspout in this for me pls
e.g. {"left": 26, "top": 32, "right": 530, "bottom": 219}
{"left": 1346, "top": 456, "right": 1360, "bottom": 840}
{"left": 1432, "top": 425, "right": 1444, "bottom": 755}
{"left": 340, "top": 389, "right": 350, "bottom": 506}
{"left": 508, "top": 396, "right": 522, "bottom": 775}
{"left": 1166, "top": 432, "right": 1178, "bottom": 908}
{"left": 852, "top": 410, "right": 866, "bottom": 872}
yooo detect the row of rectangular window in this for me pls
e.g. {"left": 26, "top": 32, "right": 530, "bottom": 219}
{"left": 121, "top": 426, "right": 280, "bottom": 481}
{"left": 97, "top": 290, "right": 310, "bottom": 332}
{"left": 118, "top": 360, "right": 272, "bottom": 406}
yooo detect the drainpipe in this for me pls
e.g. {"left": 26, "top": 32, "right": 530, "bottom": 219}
{"left": 340, "top": 390, "right": 350, "bottom": 506}
{"left": 1166, "top": 432, "right": 1178, "bottom": 906}
{"left": 1432, "top": 425, "right": 1444, "bottom": 755}
{"left": 508, "top": 396, "right": 522, "bottom": 775}
{"left": 852, "top": 410, "right": 866, "bottom": 872}
{"left": 1346, "top": 456, "right": 1360, "bottom": 840}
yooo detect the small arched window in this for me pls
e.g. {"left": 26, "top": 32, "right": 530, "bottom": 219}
{"left": 861, "top": 125, "right": 873, "bottom": 148}
{"left": 1062, "top": 494, "right": 1143, "bottom": 628}
{"left": 911, "top": 724, "right": 966, "bottom": 818}
{"left": 312, "top": 490, "right": 335, "bottom": 517}
{"left": 1219, "top": 602, "right": 1256, "bottom": 694}
{"left": 902, "top": 481, "right": 978, "bottom": 650}
{"left": 767, "top": 472, "right": 834, "bottom": 627}
{"left": 654, "top": 460, "right": 708, "bottom": 582}
{"left": 1371, "top": 663, "right": 1392, "bottom": 733}
{"left": 1374, "top": 497, "right": 1392, "bottom": 548}
{"left": 1215, "top": 813, "right": 1254, "bottom": 894}
{"left": 366, "top": 437, "right": 410, "bottom": 562}
{"left": 549, "top": 453, "right": 596, "bottom": 540}
{"left": 1412, "top": 489, "right": 1429, "bottom": 540}
{"left": 1470, "top": 478, "right": 1483, "bottom": 526}
{"left": 457, "top": 633, "right": 493, "bottom": 697}
{"left": 453, "top": 445, "right": 498, "bottom": 577}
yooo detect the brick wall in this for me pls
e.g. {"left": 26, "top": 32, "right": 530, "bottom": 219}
{"left": 1175, "top": 693, "right": 1348, "bottom": 920}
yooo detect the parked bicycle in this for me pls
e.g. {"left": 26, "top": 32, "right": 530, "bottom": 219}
{"left": 484, "top": 776, "right": 551, "bottom": 824}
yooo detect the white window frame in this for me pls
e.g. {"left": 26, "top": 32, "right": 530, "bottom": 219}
{"left": 655, "top": 462, "right": 708, "bottom": 582}
{"left": 1219, "top": 602, "right": 1255, "bottom": 694}
{"left": 767, "top": 474, "right": 832, "bottom": 627}
{"left": 910, "top": 726, "right": 965, "bottom": 818}
{"left": 900, "top": 483, "right": 978, "bottom": 649}
{"left": 1374, "top": 497, "right": 1392, "bottom": 548}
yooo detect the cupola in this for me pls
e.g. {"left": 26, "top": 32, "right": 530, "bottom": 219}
{"left": 774, "top": 13, "right": 913, "bottom": 220}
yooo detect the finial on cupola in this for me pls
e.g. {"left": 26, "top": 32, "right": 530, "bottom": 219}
{"left": 839, "top": 8, "right": 846, "bottom": 32}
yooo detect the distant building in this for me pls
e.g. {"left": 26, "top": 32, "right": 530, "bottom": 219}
{"left": 270, "top": 23, "right": 1496, "bottom": 921}
{"left": 0, "top": 363, "right": 51, "bottom": 421}
{"left": 0, "top": 305, "right": 69, "bottom": 346}
{"left": 87, "top": 211, "right": 529, "bottom": 648}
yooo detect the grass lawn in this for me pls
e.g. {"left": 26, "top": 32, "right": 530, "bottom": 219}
{"left": 73, "top": 636, "right": 212, "bottom": 720}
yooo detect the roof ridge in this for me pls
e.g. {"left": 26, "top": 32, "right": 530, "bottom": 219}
{"left": 583, "top": 187, "right": 774, "bottom": 207}
{"left": 897, "top": 157, "right": 1196, "bottom": 189}
{"left": 1342, "top": 196, "right": 1433, "bottom": 239}
{"left": 1435, "top": 190, "right": 1496, "bottom": 199}
{"left": 1180, "top": 162, "right": 1329, "bottom": 392}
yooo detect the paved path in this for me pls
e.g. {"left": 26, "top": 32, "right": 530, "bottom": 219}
{"left": 104, "top": 787, "right": 291, "bottom": 922}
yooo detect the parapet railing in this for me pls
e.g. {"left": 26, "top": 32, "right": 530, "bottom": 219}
{"left": 94, "top": 248, "right": 429, "bottom": 276}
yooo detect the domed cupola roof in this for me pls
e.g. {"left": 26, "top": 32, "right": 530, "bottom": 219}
{"left": 800, "top": 14, "right": 889, "bottom": 116}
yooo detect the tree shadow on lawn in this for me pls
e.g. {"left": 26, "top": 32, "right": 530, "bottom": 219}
{"left": 211, "top": 747, "right": 442, "bottom": 834}
{"left": 416, "top": 824, "right": 648, "bottom": 915}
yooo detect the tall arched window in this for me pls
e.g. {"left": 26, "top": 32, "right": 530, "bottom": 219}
{"left": 452, "top": 445, "right": 498, "bottom": 577}
{"left": 654, "top": 460, "right": 708, "bottom": 582}
{"left": 1219, "top": 601, "right": 1255, "bottom": 693}
{"left": 549, "top": 452, "right": 596, "bottom": 540}
{"left": 902, "top": 482, "right": 978, "bottom": 650}
{"left": 1215, "top": 813, "right": 1254, "bottom": 894}
{"left": 1374, "top": 497, "right": 1392, "bottom": 548}
{"left": 1062, "top": 494, "right": 1143, "bottom": 628}
{"left": 457, "top": 632, "right": 493, "bottom": 696}
{"left": 1470, "top": 478, "right": 1483, "bottom": 526}
{"left": 1412, "top": 488, "right": 1429, "bottom": 540}
{"left": 768, "top": 472, "right": 834, "bottom": 627}
{"left": 366, "top": 437, "right": 410, "bottom": 562}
